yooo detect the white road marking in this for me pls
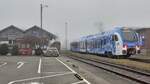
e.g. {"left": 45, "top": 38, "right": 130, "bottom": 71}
{"left": 8, "top": 72, "right": 73, "bottom": 84}
{"left": 17, "top": 62, "right": 24, "bottom": 69}
{"left": 56, "top": 58, "right": 76, "bottom": 73}
{"left": 83, "top": 79, "right": 91, "bottom": 84}
{"left": 43, "top": 71, "right": 71, "bottom": 74}
{"left": 24, "top": 82, "right": 41, "bottom": 84}
{"left": 38, "top": 58, "right": 42, "bottom": 73}
{"left": 0, "top": 62, "right": 7, "bottom": 67}
{"left": 56, "top": 58, "right": 91, "bottom": 84}
{"left": 71, "top": 80, "right": 85, "bottom": 84}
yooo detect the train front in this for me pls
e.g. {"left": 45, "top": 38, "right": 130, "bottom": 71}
{"left": 121, "top": 28, "right": 141, "bottom": 56}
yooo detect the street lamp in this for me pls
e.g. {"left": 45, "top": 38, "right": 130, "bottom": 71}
{"left": 39, "top": 3, "right": 48, "bottom": 83}
{"left": 40, "top": 4, "right": 48, "bottom": 30}
{"left": 40, "top": 4, "right": 48, "bottom": 49}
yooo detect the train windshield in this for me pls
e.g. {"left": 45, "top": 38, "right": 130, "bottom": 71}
{"left": 122, "top": 30, "right": 138, "bottom": 42}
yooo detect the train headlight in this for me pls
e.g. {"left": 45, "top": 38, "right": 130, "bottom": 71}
{"left": 136, "top": 45, "right": 140, "bottom": 50}
{"left": 123, "top": 44, "right": 128, "bottom": 50}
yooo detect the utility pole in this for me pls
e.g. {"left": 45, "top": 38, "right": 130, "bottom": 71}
{"left": 40, "top": 4, "right": 48, "bottom": 49}
{"left": 40, "top": 4, "right": 43, "bottom": 49}
{"left": 40, "top": 3, "right": 48, "bottom": 83}
{"left": 40, "top": 4, "right": 43, "bottom": 30}
{"left": 65, "top": 22, "right": 68, "bottom": 50}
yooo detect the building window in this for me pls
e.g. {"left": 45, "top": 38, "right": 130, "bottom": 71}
{"left": 9, "top": 40, "right": 12, "bottom": 44}
{"left": 32, "top": 31, "right": 39, "bottom": 37}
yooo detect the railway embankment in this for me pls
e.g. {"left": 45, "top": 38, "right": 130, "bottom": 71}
{"left": 62, "top": 51, "right": 150, "bottom": 73}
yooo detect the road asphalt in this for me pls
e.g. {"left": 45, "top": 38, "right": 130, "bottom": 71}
{"left": 0, "top": 56, "right": 140, "bottom": 84}
{"left": 0, "top": 56, "right": 88, "bottom": 84}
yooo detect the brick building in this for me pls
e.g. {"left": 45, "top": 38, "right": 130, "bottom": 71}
{"left": 0, "top": 25, "right": 24, "bottom": 45}
{"left": 0, "top": 25, "right": 56, "bottom": 55}
{"left": 136, "top": 28, "right": 150, "bottom": 55}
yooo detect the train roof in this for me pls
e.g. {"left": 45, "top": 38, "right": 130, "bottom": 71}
{"left": 74, "top": 27, "right": 136, "bottom": 42}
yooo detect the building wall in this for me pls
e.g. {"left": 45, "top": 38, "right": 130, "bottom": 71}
{"left": 0, "top": 26, "right": 24, "bottom": 45}
{"left": 24, "top": 26, "right": 51, "bottom": 39}
{"left": 136, "top": 28, "right": 150, "bottom": 55}
{"left": 0, "top": 28, "right": 23, "bottom": 39}
{"left": 0, "top": 25, "right": 56, "bottom": 52}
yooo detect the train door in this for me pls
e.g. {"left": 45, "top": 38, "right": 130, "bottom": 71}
{"left": 112, "top": 34, "right": 121, "bottom": 55}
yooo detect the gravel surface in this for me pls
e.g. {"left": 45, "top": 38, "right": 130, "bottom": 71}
{"left": 62, "top": 51, "right": 150, "bottom": 72}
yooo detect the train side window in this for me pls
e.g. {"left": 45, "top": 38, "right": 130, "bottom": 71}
{"left": 94, "top": 40, "right": 96, "bottom": 48}
{"left": 93, "top": 40, "right": 94, "bottom": 48}
{"left": 90, "top": 41, "right": 92, "bottom": 48}
{"left": 112, "top": 35, "right": 118, "bottom": 41}
{"left": 83, "top": 41, "right": 85, "bottom": 49}
{"left": 100, "top": 40, "right": 102, "bottom": 48}
{"left": 96, "top": 40, "right": 98, "bottom": 48}
{"left": 104, "top": 39, "right": 106, "bottom": 45}
{"left": 101, "top": 39, "right": 103, "bottom": 47}
{"left": 103, "top": 39, "right": 105, "bottom": 45}
{"left": 95, "top": 40, "right": 97, "bottom": 48}
{"left": 98, "top": 39, "right": 100, "bottom": 48}
{"left": 97, "top": 40, "right": 99, "bottom": 48}
{"left": 92, "top": 40, "right": 94, "bottom": 48}
{"left": 99, "top": 40, "right": 101, "bottom": 48}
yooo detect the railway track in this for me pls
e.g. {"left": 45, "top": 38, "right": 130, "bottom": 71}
{"left": 66, "top": 55, "right": 150, "bottom": 84}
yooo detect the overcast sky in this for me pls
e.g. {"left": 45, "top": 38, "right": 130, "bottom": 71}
{"left": 0, "top": 0, "right": 150, "bottom": 48}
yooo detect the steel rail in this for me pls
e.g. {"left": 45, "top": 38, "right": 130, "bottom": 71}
{"left": 67, "top": 55, "right": 150, "bottom": 84}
